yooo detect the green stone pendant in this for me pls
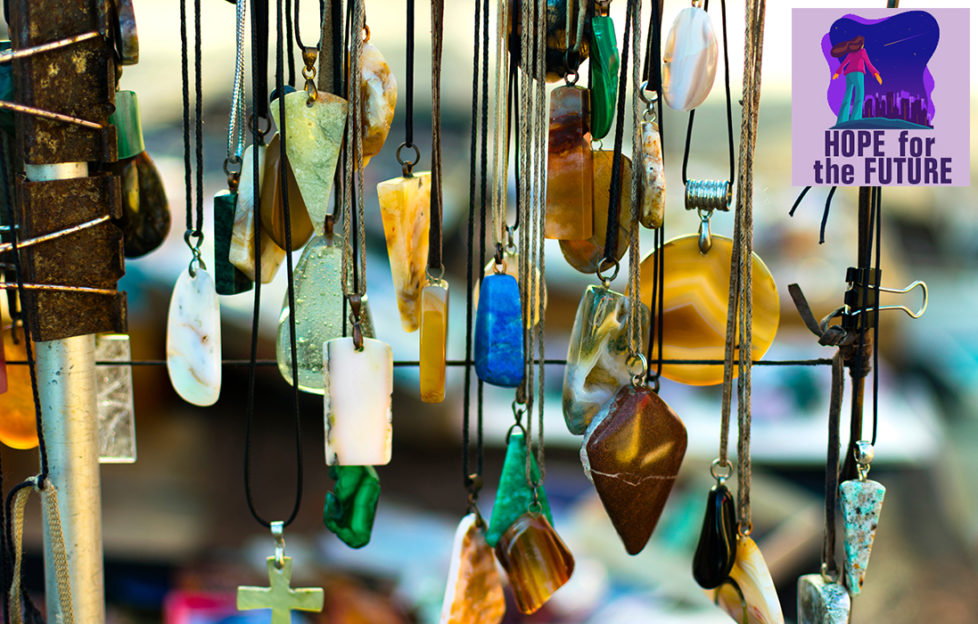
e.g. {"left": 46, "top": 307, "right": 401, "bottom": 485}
{"left": 486, "top": 430, "right": 553, "bottom": 547}
{"left": 588, "top": 15, "right": 619, "bottom": 141}
{"left": 323, "top": 464, "right": 381, "bottom": 549}
{"left": 0, "top": 42, "right": 14, "bottom": 135}
{"left": 109, "top": 90, "right": 145, "bottom": 160}
{"left": 213, "top": 190, "right": 253, "bottom": 295}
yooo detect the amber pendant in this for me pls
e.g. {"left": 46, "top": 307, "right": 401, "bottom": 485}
{"left": 377, "top": 173, "right": 431, "bottom": 332}
{"left": 229, "top": 144, "right": 287, "bottom": 283}
{"left": 259, "top": 133, "right": 313, "bottom": 251}
{"left": 797, "top": 574, "right": 850, "bottom": 624}
{"left": 545, "top": 85, "right": 593, "bottom": 240}
{"left": 419, "top": 280, "right": 448, "bottom": 403}
{"left": 707, "top": 537, "right": 785, "bottom": 624}
{"left": 494, "top": 512, "right": 575, "bottom": 615}
{"left": 692, "top": 484, "right": 738, "bottom": 589}
{"left": 360, "top": 43, "right": 397, "bottom": 168}
{"left": 0, "top": 326, "right": 37, "bottom": 449}
{"left": 117, "top": 151, "right": 171, "bottom": 258}
{"left": 439, "top": 513, "right": 506, "bottom": 624}
{"left": 559, "top": 150, "right": 632, "bottom": 273}
{"left": 582, "top": 385, "right": 687, "bottom": 555}
{"left": 639, "top": 120, "right": 666, "bottom": 229}
{"left": 477, "top": 249, "right": 546, "bottom": 328}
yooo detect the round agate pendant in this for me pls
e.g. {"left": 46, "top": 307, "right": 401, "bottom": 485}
{"left": 662, "top": 6, "right": 718, "bottom": 111}
{"left": 636, "top": 235, "right": 779, "bottom": 386}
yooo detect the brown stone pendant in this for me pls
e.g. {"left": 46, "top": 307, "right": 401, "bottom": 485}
{"left": 439, "top": 513, "right": 506, "bottom": 624}
{"left": 545, "top": 85, "right": 593, "bottom": 240}
{"left": 582, "top": 384, "right": 688, "bottom": 555}
{"left": 259, "top": 133, "right": 314, "bottom": 251}
{"left": 494, "top": 512, "right": 575, "bottom": 615}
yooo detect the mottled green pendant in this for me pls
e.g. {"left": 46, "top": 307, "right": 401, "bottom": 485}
{"left": 214, "top": 191, "right": 253, "bottom": 295}
{"left": 486, "top": 430, "right": 553, "bottom": 547}
{"left": 588, "top": 16, "right": 619, "bottom": 141}
{"left": 323, "top": 464, "right": 381, "bottom": 549}
{"left": 109, "top": 90, "right": 145, "bottom": 160}
{"left": 840, "top": 477, "right": 885, "bottom": 595}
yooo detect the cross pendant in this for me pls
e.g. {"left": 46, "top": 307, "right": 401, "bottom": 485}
{"left": 237, "top": 557, "right": 324, "bottom": 624}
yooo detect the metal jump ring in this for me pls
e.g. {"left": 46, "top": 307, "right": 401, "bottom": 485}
{"left": 396, "top": 142, "right": 421, "bottom": 168}
{"left": 425, "top": 265, "right": 445, "bottom": 285}
{"left": 638, "top": 80, "right": 659, "bottom": 106}
{"left": 710, "top": 457, "right": 733, "bottom": 483}
{"left": 626, "top": 353, "right": 648, "bottom": 387}
{"left": 595, "top": 259, "right": 620, "bottom": 286}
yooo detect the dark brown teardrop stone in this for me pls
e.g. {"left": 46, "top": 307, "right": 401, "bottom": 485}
{"left": 118, "top": 152, "right": 171, "bottom": 258}
{"left": 692, "top": 483, "right": 738, "bottom": 589}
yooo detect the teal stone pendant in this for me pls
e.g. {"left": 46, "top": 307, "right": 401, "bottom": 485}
{"left": 486, "top": 430, "right": 552, "bottom": 547}
{"left": 840, "top": 441, "right": 885, "bottom": 595}
{"left": 324, "top": 464, "right": 381, "bottom": 549}
{"left": 474, "top": 273, "right": 525, "bottom": 387}
{"left": 109, "top": 90, "right": 146, "bottom": 161}
{"left": 588, "top": 15, "right": 619, "bottom": 141}
{"left": 213, "top": 190, "right": 253, "bottom": 295}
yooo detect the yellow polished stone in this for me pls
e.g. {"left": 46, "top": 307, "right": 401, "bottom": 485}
{"left": 419, "top": 281, "right": 448, "bottom": 403}
{"left": 439, "top": 513, "right": 505, "bottom": 624}
{"left": 259, "top": 134, "right": 314, "bottom": 251}
{"left": 377, "top": 173, "right": 431, "bottom": 332}
{"left": 545, "top": 85, "right": 593, "bottom": 240}
{"left": 360, "top": 43, "right": 397, "bottom": 168}
{"left": 229, "top": 144, "right": 287, "bottom": 283}
{"left": 707, "top": 537, "right": 784, "bottom": 624}
{"left": 0, "top": 326, "right": 37, "bottom": 450}
{"left": 477, "top": 249, "right": 546, "bottom": 328}
{"left": 636, "top": 235, "right": 779, "bottom": 386}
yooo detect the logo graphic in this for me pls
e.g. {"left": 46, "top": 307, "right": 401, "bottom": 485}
{"left": 792, "top": 9, "right": 970, "bottom": 186}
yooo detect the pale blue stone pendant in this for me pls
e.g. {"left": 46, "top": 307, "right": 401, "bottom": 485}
{"left": 474, "top": 273, "right": 525, "bottom": 387}
{"left": 839, "top": 477, "right": 885, "bottom": 595}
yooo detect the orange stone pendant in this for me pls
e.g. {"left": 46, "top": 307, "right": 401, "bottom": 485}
{"left": 438, "top": 513, "right": 506, "bottom": 624}
{"left": 494, "top": 513, "right": 575, "bottom": 615}
{"left": 0, "top": 326, "right": 38, "bottom": 449}
{"left": 259, "top": 133, "right": 314, "bottom": 251}
{"left": 419, "top": 280, "right": 448, "bottom": 403}
{"left": 545, "top": 85, "right": 593, "bottom": 240}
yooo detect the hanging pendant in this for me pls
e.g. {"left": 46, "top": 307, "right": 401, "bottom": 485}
{"left": 474, "top": 273, "right": 524, "bottom": 387}
{"left": 559, "top": 149, "right": 632, "bottom": 273}
{"left": 438, "top": 513, "right": 506, "bottom": 624}
{"left": 259, "top": 133, "right": 314, "bottom": 251}
{"left": 229, "top": 144, "right": 288, "bottom": 283}
{"left": 214, "top": 190, "right": 253, "bottom": 295}
{"left": 494, "top": 512, "right": 575, "bottom": 615}
{"left": 581, "top": 384, "right": 687, "bottom": 555}
{"left": 323, "top": 464, "right": 381, "bottom": 549}
{"left": 539, "top": 0, "right": 590, "bottom": 81}
{"left": 360, "top": 42, "right": 397, "bottom": 168}
{"left": 562, "top": 285, "right": 648, "bottom": 435}
{"left": 588, "top": 15, "right": 619, "bottom": 141}
{"left": 269, "top": 90, "right": 347, "bottom": 236}
{"left": 545, "top": 84, "right": 593, "bottom": 240}
{"left": 840, "top": 441, "right": 885, "bottom": 596}
{"left": 639, "top": 120, "right": 666, "bottom": 229}
{"left": 477, "top": 249, "right": 546, "bottom": 328}
{"left": 95, "top": 333, "right": 137, "bottom": 463}
{"left": 692, "top": 483, "right": 738, "bottom": 589}
{"left": 377, "top": 172, "right": 431, "bottom": 332}
{"left": 276, "top": 233, "right": 344, "bottom": 393}
{"left": 636, "top": 235, "right": 780, "bottom": 386}
{"left": 0, "top": 325, "right": 37, "bottom": 449}
{"left": 166, "top": 267, "right": 221, "bottom": 407}
{"left": 237, "top": 557, "right": 324, "bottom": 623}
{"left": 707, "top": 536, "right": 785, "bottom": 624}
{"left": 419, "top": 280, "right": 449, "bottom": 403}
{"left": 0, "top": 328, "right": 6, "bottom": 395}
{"left": 486, "top": 430, "right": 553, "bottom": 547}
{"left": 662, "top": 5, "right": 718, "bottom": 111}
{"left": 323, "top": 336, "right": 393, "bottom": 466}
{"left": 109, "top": 90, "right": 145, "bottom": 161}
{"left": 797, "top": 574, "right": 850, "bottom": 624}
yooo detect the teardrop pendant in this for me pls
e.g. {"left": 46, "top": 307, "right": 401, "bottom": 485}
{"left": 377, "top": 172, "right": 431, "bottom": 332}
{"left": 166, "top": 267, "right": 222, "bottom": 407}
{"left": 662, "top": 6, "right": 718, "bottom": 111}
{"left": 0, "top": 326, "right": 38, "bottom": 449}
{"left": 707, "top": 536, "right": 785, "bottom": 624}
{"left": 692, "top": 483, "right": 738, "bottom": 589}
{"left": 360, "top": 43, "right": 397, "bottom": 168}
{"left": 438, "top": 513, "right": 506, "bottom": 624}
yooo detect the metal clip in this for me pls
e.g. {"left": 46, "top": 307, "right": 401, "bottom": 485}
{"left": 844, "top": 271, "right": 928, "bottom": 321}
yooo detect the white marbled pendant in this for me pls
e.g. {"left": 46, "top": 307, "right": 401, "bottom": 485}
{"left": 323, "top": 337, "right": 392, "bottom": 466}
{"left": 662, "top": 7, "right": 718, "bottom": 111}
{"left": 166, "top": 268, "right": 221, "bottom": 406}
{"left": 640, "top": 120, "right": 666, "bottom": 228}
{"left": 707, "top": 536, "right": 784, "bottom": 624}
{"left": 228, "top": 144, "right": 287, "bottom": 283}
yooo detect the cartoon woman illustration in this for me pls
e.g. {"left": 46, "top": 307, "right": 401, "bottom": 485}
{"left": 831, "top": 35, "right": 882, "bottom": 125}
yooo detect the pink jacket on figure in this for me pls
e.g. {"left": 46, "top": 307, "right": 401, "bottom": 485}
{"left": 837, "top": 48, "right": 878, "bottom": 76}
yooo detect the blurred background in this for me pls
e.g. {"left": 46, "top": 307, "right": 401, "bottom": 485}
{"left": 3, "top": 0, "right": 978, "bottom": 622}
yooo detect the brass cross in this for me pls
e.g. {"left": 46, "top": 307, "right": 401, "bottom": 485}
{"left": 237, "top": 557, "right": 324, "bottom": 624}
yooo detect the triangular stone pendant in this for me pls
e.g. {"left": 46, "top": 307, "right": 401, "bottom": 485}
{"left": 270, "top": 90, "right": 347, "bottom": 236}
{"left": 797, "top": 574, "right": 850, "bottom": 624}
{"left": 839, "top": 477, "right": 885, "bottom": 595}
{"left": 485, "top": 430, "right": 552, "bottom": 547}
{"left": 438, "top": 513, "right": 506, "bottom": 624}
{"left": 376, "top": 173, "right": 431, "bottom": 332}
{"left": 707, "top": 536, "right": 785, "bottom": 624}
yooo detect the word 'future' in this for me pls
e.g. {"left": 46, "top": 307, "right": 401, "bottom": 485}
{"left": 814, "top": 130, "right": 951, "bottom": 185}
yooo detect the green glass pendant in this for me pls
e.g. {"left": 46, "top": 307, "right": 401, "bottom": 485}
{"left": 213, "top": 190, "right": 252, "bottom": 295}
{"left": 323, "top": 464, "right": 381, "bottom": 549}
{"left": 0, "top": 42, "right": 13, "bottom": 135}
{"left": 588, "top": 15, "right": 619, "bottom": 141}
{"left": 486, "top": 430, "right": 553, "bottom": 547}
{"left": 109, "top": 90, "right": 145, "bottom": 160}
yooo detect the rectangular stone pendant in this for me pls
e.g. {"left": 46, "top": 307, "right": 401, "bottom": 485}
{"left": 545, "top": 85, "right": 593, "bottom": 240}
{"left": 639, "top": 120, "right": 666, "bottom": 229}
{"left": 797, "top": 574, "right": 850, "bottom": 624}
{"left": 213, "top": 190, "right": 253, "bottom": 295}
{"left": 229, "top": 144, "right": 287, "bottom": 283}
{"left": 419, "top": 281, "right": 448, "bottom": 403}
{"left": 323, "top": 337, "right": 392, "bottom": 466}
{"left": 474, "top": 273, "right": 524, "bottom": 387}
{"left": 95, "top": 333, "right": 136, "bottom": 463}
{"left": 376, "top": 173, "right": 431, "bottom": 332}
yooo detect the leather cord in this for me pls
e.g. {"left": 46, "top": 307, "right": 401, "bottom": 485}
{"left": 428, "top": 0, "right": 444, "bottom": 272}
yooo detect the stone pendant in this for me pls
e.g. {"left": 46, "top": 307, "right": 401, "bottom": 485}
{"left": 419, "top": 281, "right": 449, "bottom": 403}
{"left": 559, "top": 150, "right": 632, "bottom": 274}
{"left": 323, "top": 337, "right": 393, "bottom": 466}
{"left": 269, "top": 90, "right": 347, "bottom": 236}
{"left": 707, "top": 537, "right": 785, "bottom": 624}
{"left": 376, "top": 173, "right": 431, "bottom": 332}
{"left": 562, "top": 285, "right": 648, "bottom": 435}
{"left": 276, "top": 234, "right": 344, "bottom": 394}
{"left": 0, "top": 326, "right": 38, "bottom": 449}
{"left": 545, "top": 85, "right": 593, "bottom": 240}
{"left": 118, "top": 151, "right": 171, "bottom": 258}
{"left": 639, "top": 120, "right": 666, "bottom": 229}
{"left": 95, "top": 333, "right": 137, "bottom": 463}
{"left": 581, "top": 385, "right": 687, "bottom": 555}
{"left": 692, "top": 484, "right": 738, "bottom": 589}
{"left": 0, "top": 330, "right": 5, "bottom": 395}
{"left": 662, "top": 6, "right": 718, "bottom": 111}
{"left": 259, "top": 133, "right": 314, "bottom": 251}
{"left": 213, "top": 190, "right": 253, "bottom": 295}
{"left": 109, "top": 90, "right": 146, "bottom": 161}
{"left": 166, "top": 267, "right": 222, "bottom": 407}
{"left": 477, "top": 249, "right": 546, "bottom": 328}
{"left": 839, "top": 478, "right": 885, "bottom": 595}
{"left": 474, "top": 273, "right": 524, "bottom": 387}
{"left": 229, "top": 144, "right": 288, "bottom": 283}
{"left": 494, "top": 512, "right": 574, "bottom": 615}
{"left": 438, "top": 513, "right": 506, "bottom": 624}
{"left": 323, "top": 464, "right": 381, "bottom": 549}
{"left": 796, "top": 574, "right": 850, "bottom": 624}
{"left": 486, "top": 430, "right": 553, "bottom": 547}
{"left": 360, "top": 43, "right": 397, "bottom": 168}
{"left": 588, "top": 15, "right": 619, "bottom": 141}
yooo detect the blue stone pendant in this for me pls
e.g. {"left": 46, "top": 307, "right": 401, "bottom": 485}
{"left": 474, "top": 273, "right": 525, "bottom": 387}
